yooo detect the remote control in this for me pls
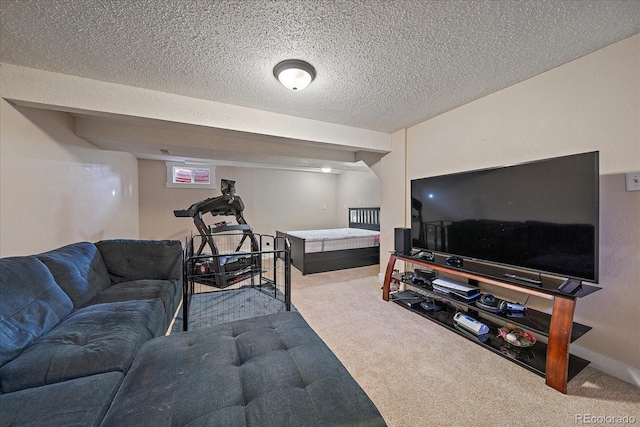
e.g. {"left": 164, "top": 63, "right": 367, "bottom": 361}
{"left": 503, "top": 273, "right": 542, "bottom": 285}
{"left": 558, "top": 279, "right": 582, "bottom": 295}
{"left": 453, "top": 312, "right": 489, "bottom": 335}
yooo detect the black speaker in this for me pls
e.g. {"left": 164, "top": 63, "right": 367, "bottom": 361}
{"left": 394, "top": 228, "right": 411, "bottom": 255}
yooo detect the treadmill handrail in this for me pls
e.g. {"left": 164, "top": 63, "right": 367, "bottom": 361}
{"left": 209, "top": 224, "right": 251, "bottom": 233}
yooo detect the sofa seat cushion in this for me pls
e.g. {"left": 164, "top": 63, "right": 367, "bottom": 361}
{"left": 36, "top": 242, "right": 111, "bottom": 308}
{"left": 0, "top": 372, "right": 123, "bottom": 427}
{"left": 83, "top": 279, "right": 180, "bottom": 330}
{"left": 96, "top": 239, "right": 182, "bottom": 284}
{"left": 0, "top": 299, "right": 165, "bottom": 393}
{"left": 101, "top": 312, "right": 385, "bottom": 427}
{"left": 0, "top": 257, "right": 73, "bottom": 366}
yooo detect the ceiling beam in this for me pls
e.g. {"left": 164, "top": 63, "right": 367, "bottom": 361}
{"left": 1, "top": 63, "right": 392, "bottom": 153}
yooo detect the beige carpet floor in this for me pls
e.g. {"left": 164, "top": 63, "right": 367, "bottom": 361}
{"left": 290, "top": 265, "right": 640, "bottom": 427}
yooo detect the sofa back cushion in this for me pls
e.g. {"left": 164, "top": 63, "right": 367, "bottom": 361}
{"left": 96, "top": 240, "right": 182, "bottom": 284}
{"left": 36, "top": 242, "right": 111, "bottom": 308}
{"left": 0, "top": 257, "right": 73, "bottom": 366}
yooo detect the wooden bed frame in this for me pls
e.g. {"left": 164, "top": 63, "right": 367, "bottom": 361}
{"left": 276, "top": 207, "right": 380, "bottom": 275}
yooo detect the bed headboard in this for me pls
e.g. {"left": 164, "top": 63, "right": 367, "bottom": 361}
{"left": 349, "top": 207, "right": 380, "bottom": 231}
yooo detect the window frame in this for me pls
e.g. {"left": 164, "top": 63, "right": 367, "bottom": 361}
{"left": 166, "top": 162, "right": 216, "bottom": 189}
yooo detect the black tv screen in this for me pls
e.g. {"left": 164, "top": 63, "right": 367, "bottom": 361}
{"left": 410, "top": 152, "right": 599, "bottom": 283}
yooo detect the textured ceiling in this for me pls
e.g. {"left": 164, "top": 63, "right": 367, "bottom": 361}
{"left": 2, "top": 0, "right": 639, "bottom": 135}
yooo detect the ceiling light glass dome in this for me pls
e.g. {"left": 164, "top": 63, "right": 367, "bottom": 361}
{"left": 273, "top": 59, "right": 316, "bottom": 91}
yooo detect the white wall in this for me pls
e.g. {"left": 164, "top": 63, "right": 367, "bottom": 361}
{"left": 243, "top": 168, "right": 340, "bottom": 235}
{"left": 379, "top": 130, "right": 408, "bottom": 273}
{"left": 335, "top": 170, "right": 381, "bottom": 227}
{"left": 0, "top": 100, "right": 139, "bottom": 256}
{"left": 138, "top": 159, "right": 216, "bottom": 242}
{"left": 138, "top": 160, "right": 352, "bottom": 241}
{"left": 380, "top": 34, "right": 640, "bottom": 383}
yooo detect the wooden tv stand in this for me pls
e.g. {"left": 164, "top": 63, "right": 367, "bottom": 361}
{"left": 382, "top": 253, "right": 601, "bottom": 393}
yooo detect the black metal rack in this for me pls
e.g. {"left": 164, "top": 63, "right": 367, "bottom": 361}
{"left": 391, "top": 276, "right": 591, "bottom": 380}
{"left": 180, "top": 232, "right": 291, "bottom": 331}
{"left": 383, "top": 253, "right": 599, "bottom": 393}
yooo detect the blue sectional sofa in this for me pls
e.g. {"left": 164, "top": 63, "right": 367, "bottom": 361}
{"left": 0, "top": 240, "right": 183, "bottom": 426}
{"left": 0, "top": 240, "right": 385, "bottom": 426}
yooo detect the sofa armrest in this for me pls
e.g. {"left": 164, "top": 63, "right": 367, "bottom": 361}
{"left": 95, "top": 240, "right": 183, "bottom": 284}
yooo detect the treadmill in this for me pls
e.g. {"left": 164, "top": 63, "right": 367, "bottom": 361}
{"left": 174, "top": 179, "right": 260, "bottom": 288}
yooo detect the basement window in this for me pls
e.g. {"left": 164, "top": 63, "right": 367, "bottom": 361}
{"left": 166, "top": 162, "right": 216, "bottom": 189}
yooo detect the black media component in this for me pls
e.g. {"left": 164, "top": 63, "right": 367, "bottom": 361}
{"left": 394, "top": 227, "right": 412, "bottom": 255}
{"left": 416, "top": 251, "right": 435, "bottom": 261}
{"left": 503, "top": 273, "right": 542, "bottom": 286}
{"left": 391, "top": 290, "right": 424, "bottom": 308}
{"left": 477, "top": 293, "right": 500, "bottom": 312}
{"left": 476, "top": 293, "right": 527, "bottom": 313}
{"left": 410, "top": 151, "right": 599, "bottom": 283}
{"left": 419, "top": 299, "right": 447, "bottom": 312}
{"left": 445, "top": 256, "right": 463, "bottom": 268}
{"left": 412, "top": 268, "right": 436, "bottom": 287}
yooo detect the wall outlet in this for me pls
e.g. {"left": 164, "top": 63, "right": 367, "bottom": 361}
{"left": 626, "top": 172, "right": 640, "bottom": 191}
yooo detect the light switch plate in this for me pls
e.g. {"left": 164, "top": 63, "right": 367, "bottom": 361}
{"left": 626, "top": 172, "right": 640, "bottom": 191}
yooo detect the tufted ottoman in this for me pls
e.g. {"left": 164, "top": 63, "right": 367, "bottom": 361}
{"left": 101, "top": 311, "right": 385, "bottom": 426}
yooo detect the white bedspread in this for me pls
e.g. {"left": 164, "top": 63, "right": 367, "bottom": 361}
{"left": 285, "top": 228, "right": 380, "bottom": 253}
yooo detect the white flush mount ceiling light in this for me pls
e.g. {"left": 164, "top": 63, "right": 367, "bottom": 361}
{"left": 273, "top": 59, "right": 316, "bottom": 91}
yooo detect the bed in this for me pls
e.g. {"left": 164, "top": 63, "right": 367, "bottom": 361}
{"left": 276, "top": 207, "right": 380, "bottom": 275}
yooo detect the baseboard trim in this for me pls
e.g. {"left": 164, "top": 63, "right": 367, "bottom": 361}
{"left": 571, "top": 345, "right": 640, "bottom": 388}
{"left": 166, "top": 299, "right": 182, "bottom": 336}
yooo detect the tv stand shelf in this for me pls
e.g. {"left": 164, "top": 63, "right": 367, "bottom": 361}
{"left": 382, "top": 253, "right": 600, "bottom": 393}
{"left": 400, "top": 277, "right": 592, "bottom": 343}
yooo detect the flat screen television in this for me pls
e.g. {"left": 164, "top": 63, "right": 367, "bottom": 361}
{"left": 410, "top": 151, "right": 599, "bottom": 283}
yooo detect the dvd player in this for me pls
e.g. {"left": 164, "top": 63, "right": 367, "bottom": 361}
{"left": 431, "top": 278, "right": 480, "bottom": 298}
